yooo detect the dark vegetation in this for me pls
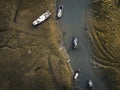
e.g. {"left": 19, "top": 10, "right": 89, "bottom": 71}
{"left": 0, "top": 0, "right": 72, "bottom": 90}
{"left": 89, "top": 0, "right": 120, "bottom": 89}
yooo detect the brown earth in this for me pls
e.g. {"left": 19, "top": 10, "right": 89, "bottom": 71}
{"left": 0, "top": 0, "right": 72, "bottom": 90}
{"left": 89, "top": 0, "right": 120, "bottom": 89}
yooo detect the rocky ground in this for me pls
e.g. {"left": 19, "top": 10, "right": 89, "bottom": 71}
{"left": 89, "top": 0, "right": 120, "bottom": 89}
{"left": 0, "top": 0, "right": 72, "bottom": 90}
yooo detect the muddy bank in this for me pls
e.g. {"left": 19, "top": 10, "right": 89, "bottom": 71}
{"left": 89, "top": 0, "right": 120, "bottom": 89}
{"left": 0, "top": 0, "right": 72, "bottom": 90}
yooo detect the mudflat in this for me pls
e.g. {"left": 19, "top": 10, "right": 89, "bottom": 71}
{"left": 89, "top": 0, "right": 120, "bottom": 90}
{"left": 0, "top": 0, "right": 72, "bottom": 90}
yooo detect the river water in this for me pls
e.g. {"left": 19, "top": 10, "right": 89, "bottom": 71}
{"left": 56, "top": 0, "right": 107, "bottom": 90}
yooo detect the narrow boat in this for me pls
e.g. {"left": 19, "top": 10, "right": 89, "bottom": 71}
{"left": 33, "top": 10, "right": 51, "bottom": 26}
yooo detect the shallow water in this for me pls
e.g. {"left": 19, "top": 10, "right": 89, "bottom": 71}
{"left": 57, "top": 0, "right": 107, "bottom": 90}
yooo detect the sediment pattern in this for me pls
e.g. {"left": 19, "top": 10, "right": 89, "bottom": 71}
{"left": 90, "top": 0, "right": 120, "bottom": 89}
{"left": 0, "top": 0, "right": 72, "bottom": 90}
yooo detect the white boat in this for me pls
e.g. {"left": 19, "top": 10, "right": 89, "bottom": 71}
{"left": 32, "top": 10, "right": 51, "bottom": 26}
{"left": 73, "top": 69, "right": 80, "bottom": 80}
{"left": 57, "top": 5, "right": 63, "bottom": 18}
{"left": 73, "top": 37, "right": 78, "bottom": 49}
{"left": 88, "top": 80, "right": 95, "bottom": 90}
